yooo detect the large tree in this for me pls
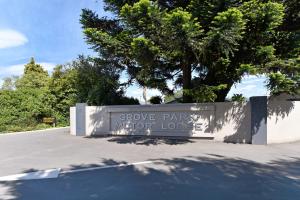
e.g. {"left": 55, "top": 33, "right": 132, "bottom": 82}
{"left": 48, "top": 65, "right": 78, "bottom": 124}
{"left": 266, "top": 0, "right": 300, "bottom": 95}
{"left": 16, "top": 57, "right": 50, "bottom": 89}
{"left": 69, "top": 56, "right": 139, "bottom": 105}
{"left": 0, "top": 58, "right": 55, "bottom": 132}
{"left": 81, "top": 0, "right": 299, "bottom": 102}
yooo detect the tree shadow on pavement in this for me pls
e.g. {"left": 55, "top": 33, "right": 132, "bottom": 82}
{"left": 1, "top": 156, "right": 300, "bottom": 200}
{"left": 85, "top": 135, "right": 196, "bottom": 146}
{"left": 106, "top": 136, "right": 196, "bottom": 145}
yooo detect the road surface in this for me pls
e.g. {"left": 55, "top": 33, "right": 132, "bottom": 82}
{"left": 0, "top": 129, "right": 300, "bottom": 199}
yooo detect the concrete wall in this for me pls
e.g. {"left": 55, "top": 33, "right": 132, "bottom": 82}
{"left": 70, "top": 96, "right": 300, "bottom": 144}
{"left": 267, "top": 100, "right": 300, "bottom": 143}
{"left": 86, "top": 106, "right": 110, "bottom": 136}
{"left": 71, "top": 102, "right": 252, "bottom": 143}
{"left": 213, "top": 102, "right": 252, "bottom": 143}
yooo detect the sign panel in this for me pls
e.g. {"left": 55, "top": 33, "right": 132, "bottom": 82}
{"left": 109, "top": 107, "right": 215, "bottom": 137}
{"left": 42, "top": 117, "right": 56, "bottom": 124}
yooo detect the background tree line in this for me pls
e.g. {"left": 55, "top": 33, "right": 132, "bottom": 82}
{"left": 0, "top": 57, "right": 138, "bottom": 133}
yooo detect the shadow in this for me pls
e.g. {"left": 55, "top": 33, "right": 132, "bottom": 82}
{"left": 106, "top": 136, "right": 196, "bottom": 145}
{"left": 87, "top": 103, "right": 253, "bottom": 144}
{"left": 214, "top": 102, "right": 252, "bottom": 144}
{"left": 267, "top": 94, "right": 300, "bottom": 122}
{"left": 1, "top": 156, "right": 300, "bottom": 200}
{"left": 83, "top": 95, "right": 297, "bottom": 144}
{"left": 91, "top": 105, "right": 201, "bottom": 137}
{"left": 84, "top": 135, "right": 196, "bottom": 146}
{"left": 66, "top": 159, "right": 129, "bottom": 171}
{"left": 215, "top": 96, "right": 297, "bottom": 143}
{"left": 267, "top": 97, "right": 295, "bottom": 122}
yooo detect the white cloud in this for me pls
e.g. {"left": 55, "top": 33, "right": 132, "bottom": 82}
{"left": 0, "top": 29, "right": 28, "bottom": 49}
{"left": 0, "top": 62, "right": 56, "bottom": 78}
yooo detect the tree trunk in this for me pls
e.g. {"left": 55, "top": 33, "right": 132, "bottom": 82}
{"left": 182, "top": 63, "right": 193, "bottom": 103}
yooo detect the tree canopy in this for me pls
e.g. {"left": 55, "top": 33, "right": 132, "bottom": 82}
{"left": 0, "top": 58, "right": 54, "bottom": 132}
{"left": 80, "top": 0, "right": 300, "bottom": 102}
{"left": 16, "top": 57, "right": 49, "bottom": 89}
{"left": 69, "top": 55, "right": 139, "bottom": 105}
{"left": 0, "top": 57, "right": 139, "bottom": 132}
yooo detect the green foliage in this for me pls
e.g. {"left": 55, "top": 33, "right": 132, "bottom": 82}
{"left": 0, "top": 59, "right": 70, "bottom": 132}
{"left": 255, "top": 46, "right": 276, "bottom": 64}
{"left": 48, "top": 65, "right": 78, "bottom": 125}
{"left": 70, "top": 55, "right": 139, "bottom": 106}
{"left": 16, "top": 58, "right": 50, "bottom": 89}
{"left": 0, "top": 88, "right": 54, "bottom": 132}
{"left": 266, "top": 56, "right": 300, "bottom": 94}
{"left": 202, "top": 8, "right": 245, "bottom": 59}
{"left": 164, "top": 90, "right": 183, "bottom": 103}
{"left": 81, "top": 0, "right": 299, "bottom": 102}
{"left": 0, "top": 58, "right": 60, "bottom": 132}
{"left": 149, "top": 96, "right": 162, "bottom": 104}
{"left": 24, "top": 58, "right": 48, "bottom": 75}
{"left": 240, "top": 0, "right": 284, "bottom": 32}
{"left": 238, "top": 64, "right": 258, "bottom": 75}
{"left": 186, "top": 84, "right": 228, "bottom": 103}
{"left": 268, "top": 73, "right": 296, "bottom": 94}
{"left": 0, "top": 56, "right": 139, "bottom": 133}
{"left": 231, "top": 94, "right": 246, "bottom": 102}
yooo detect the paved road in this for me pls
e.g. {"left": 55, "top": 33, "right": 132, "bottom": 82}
{"left": 0, "top": 129, "right": 300, "bottom": 199}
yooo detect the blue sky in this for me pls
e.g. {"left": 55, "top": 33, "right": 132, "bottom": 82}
{"left": 0, "top": 0, "right": 103, "bottom": 66}
{"left": 0, "top": 0, "right": 268, "bottom": 102}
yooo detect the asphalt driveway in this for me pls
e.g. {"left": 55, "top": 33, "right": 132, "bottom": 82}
{"left": 0, "top": 129, "right": 300, "bottom": 199}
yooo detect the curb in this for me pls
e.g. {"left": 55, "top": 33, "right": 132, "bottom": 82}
{"left": 0, "top": 127, "right": 70, "bottom": 136}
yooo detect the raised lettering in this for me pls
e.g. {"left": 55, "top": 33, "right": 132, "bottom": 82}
{"left": 133, "top": 114, "right": 141, "bottom": 120}
{"left": 120, "top": 114, "right": 126, "bottom": 121}
{"left": 163, "top": 114, "right": 170, "bottom": 120}
{"left": 149, "top": 114, "right": 155, "bottom": 121}
{"left": 170, "top": 113, "right": 177, "bottom": 121}
{"left": 136, "top": 122, "right": 145, "bottom": 130}
{"left": 126, "top": 114, "right": 133, "bottom": 120}
{"left": 168, "top": 122, "right": 176, "bottom": 129}
{"left": 141, "top": 113, "right": 148, "bottom": 120}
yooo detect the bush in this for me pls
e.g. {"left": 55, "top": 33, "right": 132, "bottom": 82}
{"left": 149, "top": 96, "right": 162, "bottom": 104}
{"left": 231, "top": 94, "right": 246, "bottom": 102}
